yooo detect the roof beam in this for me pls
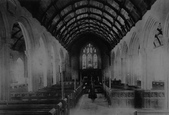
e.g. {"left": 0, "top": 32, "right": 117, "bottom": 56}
{"left": 59, "top": 17, "right": 120, "bottom": 44}
{"left": 62, "top": 20, "right": 117, "bottom": 44}
{"left": 46, "top": 0, "right": 131, "bottom": 36}
{"left": 63, "top": 24, "right": 112, "bottom": 45}
{"left": 55, "top": 13, "right": 120, "bottom": 41}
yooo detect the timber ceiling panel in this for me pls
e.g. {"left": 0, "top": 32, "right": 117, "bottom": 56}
{"left": 19, "top": 0, "right": 156, "bottom": 50}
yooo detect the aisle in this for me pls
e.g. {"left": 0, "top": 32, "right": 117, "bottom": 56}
{"left": 70, "top": 94, "right": 136, "bottom": 115}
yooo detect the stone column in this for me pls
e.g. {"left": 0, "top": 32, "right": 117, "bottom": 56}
{"left": 0, "top": 7, "right": 11, "bottom": 100}
{"left": 27, "top": 51, "right": 33, "bottom": 91}
{"left": 60, "top": 64, "right": 64, "bottom": 99}
{"left": 0, "top": 41, "right": 10, "bottom": 101}
{"left": 141, "top": 50, "right": 147, "bottom": 90}
{"left": 53, "top": 57, "right": 56, "bottom": 85}
{"left": 109, "top": 68, "right": 111, "bottom": 88}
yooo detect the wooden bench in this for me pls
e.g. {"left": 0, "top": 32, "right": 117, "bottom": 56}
{"left": 2, "top": 83, "right": 83, "bottom": 115}
{"left": 10, "top": 83, "right": 75, "bottom": 101}
{"left": 0, "top": 100, "right": 61, "bottom": 115}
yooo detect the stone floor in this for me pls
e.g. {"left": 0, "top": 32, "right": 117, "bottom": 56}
{"left": 70, "top": 94, "right": 136, "bottom": 115}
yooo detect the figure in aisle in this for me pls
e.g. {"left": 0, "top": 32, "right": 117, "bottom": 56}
{"left": 88, "top": 76, "right": 97, "bottom": 102}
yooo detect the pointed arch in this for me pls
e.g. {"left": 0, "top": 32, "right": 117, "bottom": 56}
{"left": 10, "top": 20, "right": 33, "bottom": 91}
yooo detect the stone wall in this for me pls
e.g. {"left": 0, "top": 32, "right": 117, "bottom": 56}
{"left": 104, "top": 0, "right": 169, "bottom": 109}
{"left": 0, "top": 0, "right": 70, "bottom": 100}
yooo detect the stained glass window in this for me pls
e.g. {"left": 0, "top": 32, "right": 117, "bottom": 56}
{"left": 81, "top": 43, "right": 98, "bottom": 69}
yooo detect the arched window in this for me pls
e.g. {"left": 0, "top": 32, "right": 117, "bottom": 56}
{"left": 81, "top": 43, "right": 98, "bottom": 69}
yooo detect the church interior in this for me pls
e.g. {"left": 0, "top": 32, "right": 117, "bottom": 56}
{"left": 0, "top": 0, "right": 169, "bottom": 115}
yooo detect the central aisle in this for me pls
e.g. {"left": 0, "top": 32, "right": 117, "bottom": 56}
{"left": 70, "top": 94, "right": 109, "bottom": 115}
{"left": 70, "top": 94, "right": 136, "bottom": 115}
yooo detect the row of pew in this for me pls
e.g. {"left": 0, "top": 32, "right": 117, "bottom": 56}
{"left": 103, "top": 84, "right": 166, "bottom": 109}
{"left": 105, "top": 80, "right": 140, "bottom": 90}
{"left": 0, "top": 82, "right": 83, "bottom": 115}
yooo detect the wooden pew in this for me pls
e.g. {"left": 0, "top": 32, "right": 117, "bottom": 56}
{"left": 10, "top": 82, "right": 75, "bottom": 101}
{"left": 2, "top": 82, "right": 82, "bottom": 115}
{"left": 0, "top": 100, "right": 61, "bottom": 115}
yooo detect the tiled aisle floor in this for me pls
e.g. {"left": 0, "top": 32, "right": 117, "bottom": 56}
{"left": 70, "top": 94, "right": 136, "bottom": 115}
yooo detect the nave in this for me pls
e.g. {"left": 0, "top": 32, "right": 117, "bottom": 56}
{"left": 1, "top": 0, "right": 169, "bottom": 115}
{"left": 70, "top": 94, "right": 136, "bottom": 115}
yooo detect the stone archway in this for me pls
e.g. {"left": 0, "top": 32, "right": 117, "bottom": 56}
{"left": 9, "top": 22, "right": 32, "bottom": 91}
{"left": 141, "top": 16, "right": 165, "bottom": 90}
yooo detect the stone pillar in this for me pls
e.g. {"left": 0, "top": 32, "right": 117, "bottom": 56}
{"left": 0, "top": 44, "right": 10, "bottom": 101}
{"left": 0, "top": 7, "right": 11, "bottom": 100}
{"left": 129, "top": 55, "right": 132, "bottom": 85}
{"left": 141, "top": 50, "right": 147, "bottom": 90}
{"left": 53, "top": 58, "right": 56, "bottom": 85}
{"left": 60, "top": 65, "right": 64, "bottom": 99}
{"left": 27, "top": 52, "right": 33, "bottom": 91}
{"left": 109, "top": 68, "right": 111, "bottom": 88}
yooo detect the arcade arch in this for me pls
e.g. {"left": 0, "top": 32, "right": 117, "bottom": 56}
{"left": 141, "top": 17, "right": 165, "bottom": 89}
{"left": 9, "top": 21, "right": 32, "bottom": 91}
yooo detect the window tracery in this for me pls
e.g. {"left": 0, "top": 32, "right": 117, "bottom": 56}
{"left": 81, "top": 43, "right": 98, "bottom": 69}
